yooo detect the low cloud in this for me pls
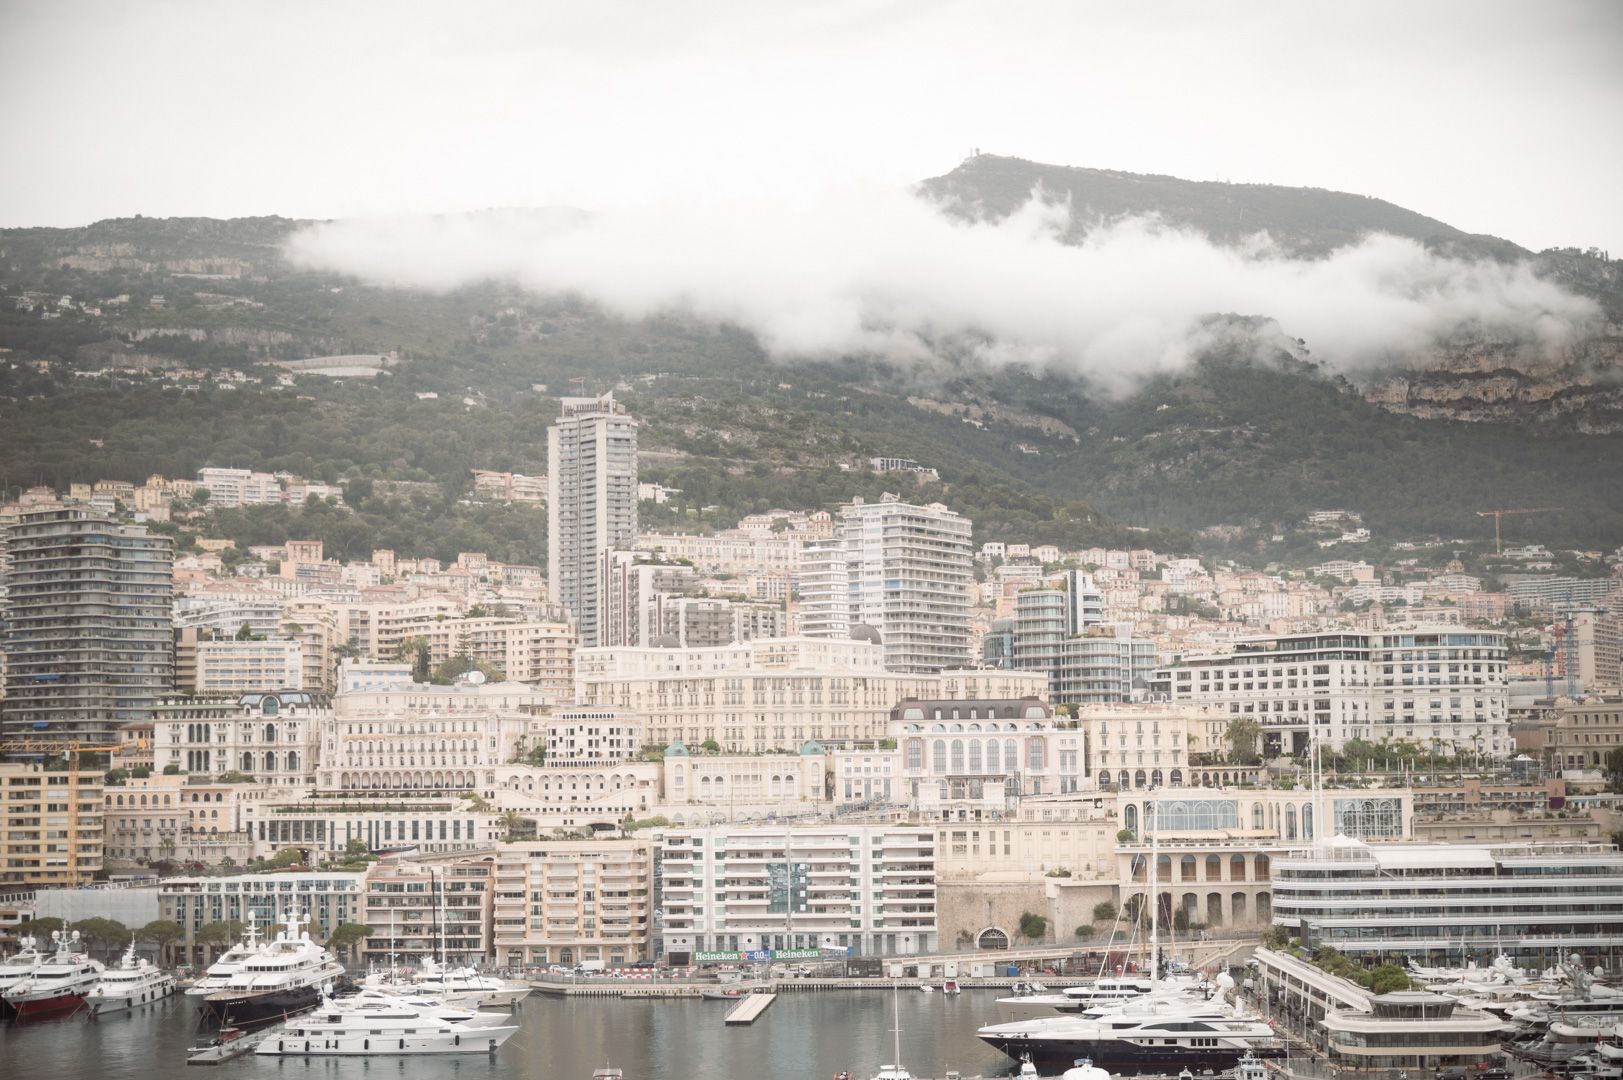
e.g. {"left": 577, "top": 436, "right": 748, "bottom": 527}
{"left": 284, "top": 186, "right": 1601, "bottom": 393}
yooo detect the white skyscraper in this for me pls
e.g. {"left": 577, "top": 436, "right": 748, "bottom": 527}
{"left": 796, "top": 495, "right": 973, "bottom": 672}
{"left": 547, "top": 394, "right": 639, "bottom": 648}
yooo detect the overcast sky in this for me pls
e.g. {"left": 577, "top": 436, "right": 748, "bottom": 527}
{"left": 3, "top": 0, "right": 1620, "bottom": 252}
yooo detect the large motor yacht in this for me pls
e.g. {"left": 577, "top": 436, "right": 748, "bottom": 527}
{"left": 995, "top": 972, "right": 1218, "bottom": 1023}
{"left": 1, "top": 931, "right": 106, "bottom": 1019}
{"left": 365, "top": 956, "right": 531, "bottom": 1007}
{"left": 0, "top": 936, "right": 45, "bottom": 1015}
{"left": 87, "top": 941, "right": 178, "bottom": 1014}
{"left": 184, "top": 918, "right": 262, "bottom": 997}
{"left": 976, "top": 1001, "right": 1285, "bottom": 1073}
{"left": 199, "top": 911, "right": 344, "bottom": 1029}
{"left": 254, "top": 989, "right": 519, "bottom": 1056}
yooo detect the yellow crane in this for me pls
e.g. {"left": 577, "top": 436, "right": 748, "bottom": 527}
{"left": 1476, "top": 507, "right": 1561, "bottom": 555}
{"left": 0, "top": 738, "right": 148, "bottom": 887}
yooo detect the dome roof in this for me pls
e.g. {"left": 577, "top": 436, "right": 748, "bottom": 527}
{"left": 665, "top": 739, "right": 690, "bottom": 757}
{"left": 651, "top": 633, "right": 682, "bottom": 648}
{"left": 799, "top": 739, "right": 825, "bottom": 756}
{"left": 849, "top": 623, "right": 883, "bottom": 644}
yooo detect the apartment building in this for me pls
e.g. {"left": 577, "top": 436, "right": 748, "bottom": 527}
{"left": 1150, "top": 627, "right": 1510, "bottom": 756}
{"left": 1540, "top": 697, "right": 1623, "bottom": 774}
{"left": 0, "top": 763, "right": 103, "bottom": 886}
{"left": 491, "top": 839, "right": 655, "bottom": 966}
{"left": 159, "top": 871, "right": 365, "bottom": 964}
{"left": 548, "top": 394, "right": 639, "bottom": 648}
{"left": 361, "top": 856, "right": 496, "bottom": 966}
{"left": 797, "top": 495, "right": 974, "bottom": 673}
{"left": 101, "top": 774, "right": 259, "bottom": 869}
{"left": 659, "top": 824, "right": 938, "bottom": 961}
{"left": 194, "top": 637, "right": 304, "bottom": 694}
{"left": 1, "top": 504, "right": 173, "bottom": 746}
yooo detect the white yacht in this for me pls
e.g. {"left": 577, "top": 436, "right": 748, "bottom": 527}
{"left": 976, "top": 1004, "right": 1285, "bottom": 1073}
{"left": 2, "top": 931, "right": 106, "bottom": 1019}
{"left": 88, "top": 941, "right": 177, "bottom": 1014}
{"left": 255, "top": 989, "right": 519, "bottom": 1055}
{"left": 199, "top": 911, "right": 345, "bottom": 1029}
{"left": 0, "top": 936, "right": 44, "bottom": 1015}
{"left": 996, "top": 972, "right": 1217, "bottom": 1023}
{"left": 366, "top": 956, "right": 531, "bottom": 1008}
{"left": 185, "top": 918, "right": 262, "bottom": 997}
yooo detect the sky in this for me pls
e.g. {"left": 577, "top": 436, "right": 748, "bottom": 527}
{"left": 3, "top": 0, "right": 1622, "bottom": 253}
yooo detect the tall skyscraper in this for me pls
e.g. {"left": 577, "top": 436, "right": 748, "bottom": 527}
{"left": 547, "top": 394, "right": 639, "bottom": 649}
{"left": 796, "top": 494, "right": 973, "bottom": 672}
{"left": 1, "top": 503, "right": 174, "bottom": 747}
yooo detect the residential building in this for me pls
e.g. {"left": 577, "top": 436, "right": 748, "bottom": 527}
{"left": 547, "top": 394, "right": 639, "bottom": 648}
{"left": 1540, "top": 697, "right": 1623, "bottom": 775}
{"left": 491, "top": 839, "right": 655, "bottom": 966}
{"left": 797, "top": 495, "right": 974, "bottom": 672}
{"left": 541, "top": 707, "right": 642, "bottom": 765}
{"left": 0, "top": 763, "right": 103, "bottom": 886}
{"left": 159, "top": 871, "right": 365, "bottom": 965}
{"left": 242, "top": 795, "right": 507, "bottom": 860}
{"left": 658, "top": 824, "right": 938, "bottom": 961}
{"left": 102, "top": 774, "right": 259, "bottom": 869}
{"left": 194, "top": 637, "right": 304, "bottom": 694}
{"left": 1271, "top": 838, "right": 1623, "bottom": 968}
{"left": 1, "top": 504, "right": 173, "bottom": 746}
{"left": 1150, "top": 628, "right": 1510, "bottom": 757}
{"left": 361, "top": 856, "right": 496, "bottom": 966}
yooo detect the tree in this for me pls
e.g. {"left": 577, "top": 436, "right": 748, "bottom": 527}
{"left": 71, "top": 917, "right": 132, "bottom": 959}
{"left": 1368, "top": 964, "right": 1413, "bottom": 994}
{"left": 327, "top": 922, "right": 373, "bottom": 959}
{"left": 1092, "top": 901, "right": 1118, "bottom": 922}
{"left": 1074, "top": 925, "right": 1094, "bottom": 940}
{"left": 195, "top": 920, "right": 245, "bottom": 954}
{"left": 15, "top": 917, "right": 65, "bottom": 940}
{"left": 699, "top": 739, "right": 722, "bottom": 753}
{"left": 1018, "top": 911, "right": 1048, "bottom": 941}
{"left": 1226, "top": 716, "right": 1262, "bottom": 765}
{"left": 1606, "top": 747, "right": 1623, "bottom": 793}
{"left": 162, "top": 763, "right": 181, "bottom": 775}
{"left": 137, "top": 919, "right": 184, "bottom": 961}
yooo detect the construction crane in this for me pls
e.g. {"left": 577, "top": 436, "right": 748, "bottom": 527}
{"left": 1476, "top": 507, "right": 1562, "bottom": 555}
{"left": 0, "top": 738, "right": 148, "bottom": 887}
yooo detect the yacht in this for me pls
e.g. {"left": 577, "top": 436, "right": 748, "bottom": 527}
{"left": 366, "top": 956, "right": 531, "bottom": 1008}
{"left": 87, "top": 941, "right": 177, "bottom": 1014}
{"left": 199, "top": 911, "right": 345, "bottom": 1029}
{"left": 185, "top": 918, "right": 262, "bottom": 997}
{"left": 976, "top": 1003, "right": 1285, "bottom": 1072}
{"left": 0, "top": 936, "right": 44, "bottom": 1016}
{"left": 255, "top": 989, "right": 518, "bottom": 1055}
{"left": 995, "top": 972, "right": 1218, "bottom": 1023}
{"left": 2, "top": 931, "right": 106, "bottom": 1019}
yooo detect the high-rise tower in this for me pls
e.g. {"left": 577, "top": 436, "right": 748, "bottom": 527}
{"left": 1, "top": 503, "right": 174, "bottom": 747}
{"left": 547, "top": 394, "right": 639, "bottom": 649}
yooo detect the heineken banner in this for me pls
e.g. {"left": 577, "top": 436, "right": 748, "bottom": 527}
{"left": 692, "top": 947, "right": 828, "bottom": 964}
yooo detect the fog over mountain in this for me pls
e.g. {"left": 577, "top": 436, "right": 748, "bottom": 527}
{"left": 285, "top": 182, "right": 1601, "bottom": 394}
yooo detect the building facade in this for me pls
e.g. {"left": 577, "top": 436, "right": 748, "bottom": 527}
{"left": 193, "top": 637, "right": 304, "bottom": 694}
{"left": 659, "top": 824, "right": 938, "bottom": 960}
{"left": 491, "top": 839, "right": 654, "bottom": 966}
{"left": 797, "top": 495, "right": 974, "bottom": 672}
{"left": 0, "top": 763, "right": 103, "bottom": 886}
{"left": 159, "top": 871, "right": 365, "bottom": 964}
{"left": 547, "top": 394, "right": 639, "bottom": 648}
{"left": 1, "top": 505, "right": 173, "bottom": 746}
{"left": 153, "top": 691, "right": 328, "bottom": 787}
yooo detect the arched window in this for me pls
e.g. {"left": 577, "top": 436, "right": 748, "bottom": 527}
{"left": 1004, "top": 740, "right": 1018, "bottom": 772}
{"left": 968, "top": 740, "right": 982, "bottom": 772}
{"left": 1124, "top": 804, "right": 1138, "bottom": 833}
{"left": 1027, "top": 738, "right": 1045, "bottom": 770}
{"left": 1285, "top": 804, "right": 1298, "bottom": 840}
{"left": 1169, "top": 769, "right": 1183, "bottom": 787}
{"left": 1151, "top": 769, "right": 1164, "bottom": 787}
{"left": 264, "top": 751, "right": 276, "bottom": 772}
{"left": 905, "top": 739, "right": 923, "bottom": 770}
{"left": 950, "top": 740, "right": 965, "bottom": 773}
{"left": 1302, "top": 804, "right": 1314, "bottom": 840}
{"left": 241, "top": 752, "right": 253, "bottom": 771}
{"left": 264, "top": 723, "right": 277, "bottom": 743}
{"left": 286, "top": 751, "right": 299, "bottom": 772}
{"left": 1134, "top": 769, "right": 1147, "bottom": 788}
{"left": 1251, "top": 803, "right": 1264, "bottom": 830}
{"left": 932, "top": 741, "right": 946, "bottom": 773}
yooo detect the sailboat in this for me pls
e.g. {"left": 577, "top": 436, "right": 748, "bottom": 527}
{"left": 869, "top": 983, "right": 914, "bottom": 1080}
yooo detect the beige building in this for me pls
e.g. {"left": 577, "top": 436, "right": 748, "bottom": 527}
{"left": 361, "top": 855, "right": 496, "bottom": 966}
{"left": 0, "top": 763, "right": 103, "bottom": 886}
{"left": 153, "top": 690, "right": 327, "bottom": 787}
{"left": 491, "top": 839, "right": 655, "bottom": 966}
{"left": 194, "top": 637, "right": 304, "bottom": 694}
{"left": 102, "top": 774, "right": 261, "bottom": 869}
{"left": 1542, "top": 697, "right": 1623, "bottom": 775}
{"left": 575, "top": 636, "right": 1045, "bottom": 749}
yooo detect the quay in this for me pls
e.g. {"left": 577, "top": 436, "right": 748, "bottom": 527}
{"left": 186, "top": 1026, "right": 276, "bottom": 1066}
{"left": 530, "top": 975, "right": 1096, "bottom": 997}
{"left": 723, "top": 992, "right": 777, "bottom": 1024}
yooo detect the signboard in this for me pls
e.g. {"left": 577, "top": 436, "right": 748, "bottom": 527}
{"left": 773, "top": 948, "right": 823, "bottom": 960}
{"left": 819, "top": 946, "right": 851, "bottom": 958}
{"left": 743, "top": 949, "right": 772, "bottom": 962}
{"left": 694, "top": 946, "right": 830, "bottom": 964}
{"left": 695, "top": 950, "right": 741, "bottom": 963}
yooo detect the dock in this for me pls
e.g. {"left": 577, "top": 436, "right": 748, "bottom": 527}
{"left": 186, "top": 1027, "right": 275, "bottom": 1065}
{"left": 722, "top": 992, "right": 776, "bottom": 1025}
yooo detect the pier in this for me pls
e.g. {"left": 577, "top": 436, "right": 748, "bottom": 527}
{"left": 723, "top": 992, "right": 777, "bottom": 1024}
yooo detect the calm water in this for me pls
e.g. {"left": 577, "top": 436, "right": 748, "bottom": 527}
{"left": 0, "top": 989, "right": 1020, "bottom": 1080}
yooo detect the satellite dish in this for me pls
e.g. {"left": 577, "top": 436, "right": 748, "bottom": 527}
{"left": 466, "top": 670, "right": 486, "bottom": 685}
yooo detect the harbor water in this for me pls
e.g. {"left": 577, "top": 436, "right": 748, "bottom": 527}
{"left": 0, "top": 988, "right": 1020, "bottom": 1080}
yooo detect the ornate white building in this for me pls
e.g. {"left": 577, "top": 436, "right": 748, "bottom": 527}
{"left": 153, "top": 691, "right": 328, "bottom": 787}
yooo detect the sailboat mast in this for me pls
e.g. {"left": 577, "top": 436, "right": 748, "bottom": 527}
{"left": 436, "top": 866, "right": 447, "bottom": 965}
{"left": 1149, "top": 796, "right": 1159, "bottom": 989}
